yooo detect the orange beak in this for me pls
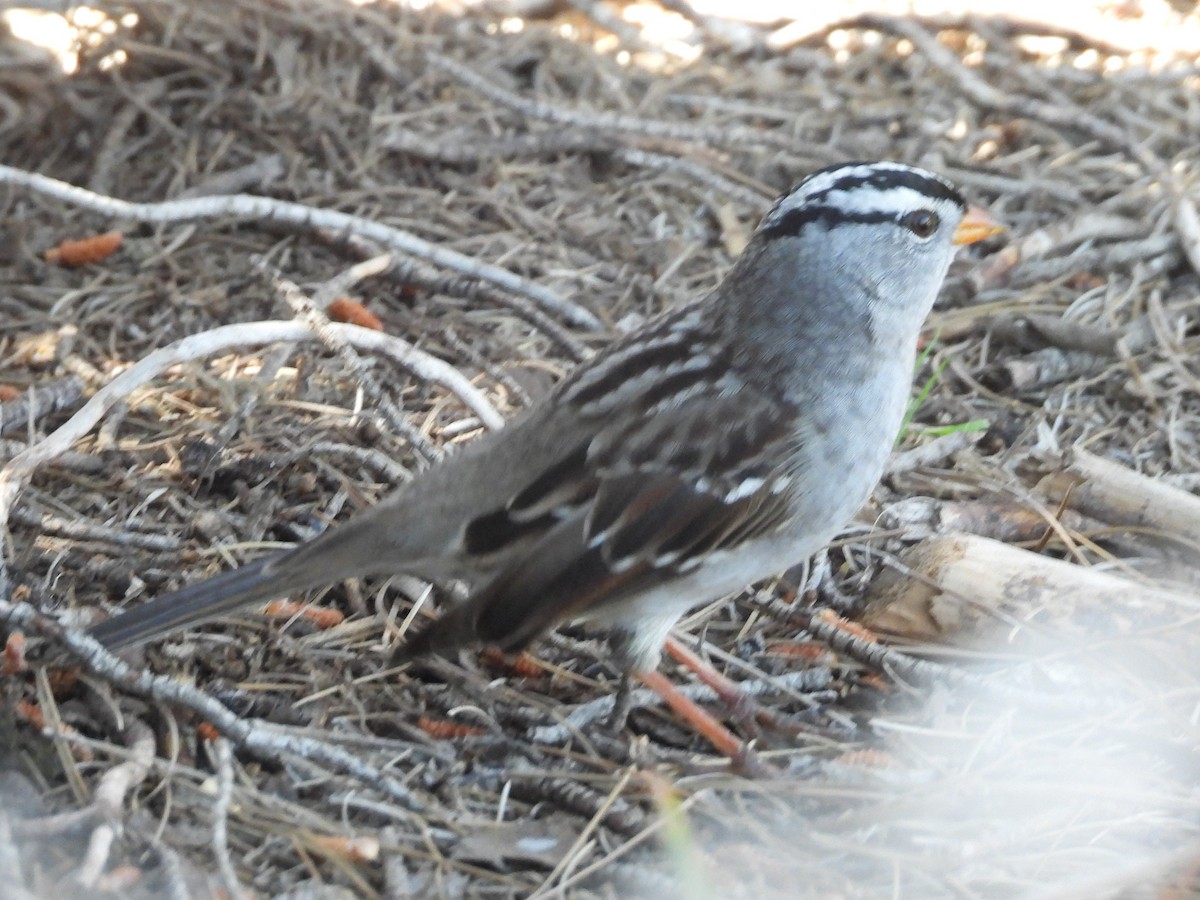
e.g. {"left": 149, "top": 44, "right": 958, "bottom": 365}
{"left": 953, "top": 205, "right": 1005, "bottom": 246}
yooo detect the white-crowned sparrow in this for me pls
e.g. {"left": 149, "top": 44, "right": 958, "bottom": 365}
{"left": 89, "top": 161, "right": 1000, "bottom": 677}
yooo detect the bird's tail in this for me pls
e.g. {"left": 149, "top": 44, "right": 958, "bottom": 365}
{"left": 88, "top": 505, "right": 415, "bottom": 650}
{"left": 89, "top": 552, "right": 302, "bottom": 650}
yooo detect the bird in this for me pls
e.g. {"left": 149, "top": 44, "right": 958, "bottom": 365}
{"left": 89, "top": 161, "right": 1000, "bottom": 724}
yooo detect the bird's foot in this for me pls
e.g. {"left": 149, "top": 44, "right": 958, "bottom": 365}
{"left": 637, "top": 664, "right": 775, "bottom": 778}
{"left": 662, "top": 636, "right": 779, "bottom": 730}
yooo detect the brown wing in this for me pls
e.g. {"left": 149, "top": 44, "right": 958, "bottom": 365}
{"left": 398, "top": 387, "right": 799, "bottom": 660}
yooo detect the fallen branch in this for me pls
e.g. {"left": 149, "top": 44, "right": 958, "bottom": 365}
{"left": 423, "top": 52, "right": 802, "bottom": 155}
{"left": 863, "top": 531, "right": 1198, "bottom": 642}
{"left": 863, "top": 16, "right": 1162, "bottom": 171}
{"left": 880, "top": 496, "right": 1089, "bottom": 545}
{"left": 8, "top": 507, "right": 183, "bottom": 552}
{"left": 0, "top": 319, "right": 503, "bottom": 538}
{"left": 209, "top": 738, "right": 246, "bottom": 900}
{"left": 76, "top": 718, "right": 155, "bottom": 888}
{"left": 0, "top": 597, "right": 428, "bottom": 814}
{"left": 0, "top": 376, "right": 85, "bottom": 436}
{"left": 0, "top": 164, "right": 601, "bottom": 331}
{"left": 1036, "top": 449, "right": 1200, "bottom": 551}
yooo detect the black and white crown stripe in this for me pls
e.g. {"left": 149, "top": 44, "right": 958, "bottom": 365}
{"left": 759, "top": 161, "right": 966, "bottom": 239}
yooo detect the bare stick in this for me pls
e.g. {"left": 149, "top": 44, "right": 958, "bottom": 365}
{"left": 1037, "top": 449, "right": 1200, "bottom": 550}
{"left": 8, "top": 507, "right": 183, "bottom": 552}
{"left": 506, "top": 776, "right": 645, "bottom": 837}
{"left": 864, "top": 532, "right": 1198, "bottom": 642}
{"left": 986, "top": 312, "right": 1155, "bottom": 358}
{"left": 0, "top": 319, "right": 503, "bottom": 534}
{"left": 209, "top": 738, "right": 246, "bottom": 900}
{"left": 881, "top": 496, "right": 1089, "bottom": 545}
{"left": 0, "top": 440, "right": 101, "bottom": 472}
{"left": 865, "top": 16, "right": 1162, "bottom": 172}
{"left": 886, "top": 431, "right": 981, "bottom": 477}
{"left": 76, "top": 718, "right": 155, "bottom": 888}
{"left": 0, "top": 377, "right": 85, "bottom": 437}
{"left": 804, "top": 609, "right": 957, "bottom": 686}
{"left": 271, "top": 274, "right": 442, "bottom": 459}
{"left": 0, "top": 597, "right": 428, "bottom": 814}
{"left": 382, "top": 126, "right": 623, "bottom": 163}
{"left": 424, "top": 53, "right": 803, "bottom": 155}
{"left": 0, "top": 164, "right": 601, "bottom": 331}
{"left": 178, "top": 153, "right": 286, "bottom": 198}
{"left": 1170, "top": 187, "right": 1200, "bottom": 278}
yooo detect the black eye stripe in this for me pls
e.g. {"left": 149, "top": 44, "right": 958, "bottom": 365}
{"left": 760, "top": 161, "right": 968, "bottom": 242}
{"left": 760, "top": 205, "right": 944, "bottom": 240}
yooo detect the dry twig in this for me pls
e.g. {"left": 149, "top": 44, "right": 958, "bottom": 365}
{"left": 0, "top": 164, "right": 602, "bottom": 331}
{"left": 0, "top": 376, "right": 85, "bottom": 436}
{"left": 209, "top": 738, "right": 245, "bottom": 900}
{"left": 0, "top": 318, "right": 501, "bottom": 544}
{"left": 76, "top": 718, "right": 155, "bottom": 888}
{"left": 0, "top": 597, "right": 430, "bottom": 814}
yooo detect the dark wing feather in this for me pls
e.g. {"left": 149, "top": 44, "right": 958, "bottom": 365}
{"left": 400, "top": 386, "right": 799, "bottom": 658}
{"left": 397, "top": 515, "right": 652, "bottom": 660}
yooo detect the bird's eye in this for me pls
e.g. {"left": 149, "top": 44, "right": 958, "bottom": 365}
{"left": 901, "top": 209, "right": 940, "bottom": 239}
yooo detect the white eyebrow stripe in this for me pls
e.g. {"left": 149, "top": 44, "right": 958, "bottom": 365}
{"left": 796, "top": 162, "right": 906, "bottom": 196}
{"left": 764, "top": 184, "right": 954, "bottom": 230}
{"left": 815, "top": 184, "right": 945, "bottom": 217}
